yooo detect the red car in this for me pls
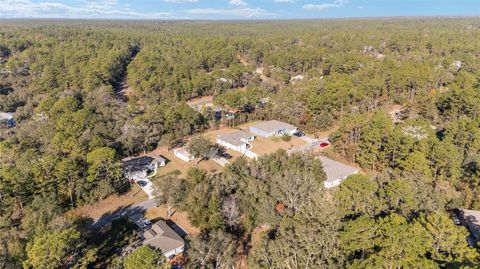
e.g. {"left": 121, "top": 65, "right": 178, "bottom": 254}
{"left": 319, "top": 142, "right": 330, "bottom": 148}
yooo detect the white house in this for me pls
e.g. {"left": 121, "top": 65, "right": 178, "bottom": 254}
{"left": 173, "top": 147, "right": 195, "bottom": 162}
{"left": 290, "top": 74, "right": 304, "bottom": 82}
{"left": 122, "top": 155, "right": 166, "bottom": 180}
{"left": 142, "top": 220, "right": 185, "bottom": 258}
{"left": 217, "top": 130, "right": 255, "bottom": 153}
{"left": 249, "top": 120, "right": 299, "bottom": 137}
{"left": 318, "top": 156, "right": 359, "bottom": 188}
{"left": 0, "top": 112, "right": 15, "bottom": 128}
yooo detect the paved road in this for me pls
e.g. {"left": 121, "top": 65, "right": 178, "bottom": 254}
{"left": 92, "top": 198, "right": 157, "bottom": 228}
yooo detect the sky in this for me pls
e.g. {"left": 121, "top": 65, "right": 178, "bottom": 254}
{"left": 0, "top": 0, "right": 479, "bottom": 20}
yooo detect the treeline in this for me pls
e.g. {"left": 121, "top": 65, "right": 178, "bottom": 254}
{"left": 0, "top": 18, "right": 479, "bottom": 268}
{"left": 154, "top": 151, "right": 479, "bottom": 268}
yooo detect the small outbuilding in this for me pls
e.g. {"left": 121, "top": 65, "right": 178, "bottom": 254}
{"left": 142, "top": 220, "right": 185, "bottom": 258}
{"left": 122, "top": 155, "right": 166, "bottom": 180}
{"left": 0, "top": 112, "right": 15, "bottom": 128}
{"left": 217, "top": 130, "right": 255, "bottom": 153}
{"left": 173, "top": 147, "right": 195, "bottom": 162}
{"left": 249, "top": 120, "right": 299, "bottom": 137}
{"left": 318, "top": 156, "right": 359, "bottom": 188}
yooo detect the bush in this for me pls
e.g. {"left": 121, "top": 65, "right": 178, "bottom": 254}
{"left": 281, "top": 133, "right": 292, "bottom": 142}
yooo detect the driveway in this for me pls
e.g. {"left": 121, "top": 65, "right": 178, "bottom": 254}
{"left": 135, "top": 178, "right": 155, "bottom": 199}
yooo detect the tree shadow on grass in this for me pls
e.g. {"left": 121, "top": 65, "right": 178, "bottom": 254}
{"left": 92, "top": 204, "right": 147, "bottom": 229}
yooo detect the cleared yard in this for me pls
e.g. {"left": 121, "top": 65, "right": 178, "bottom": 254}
{"left": 68, "top": 184, "right": 149, "bottom": 220}
{"left": 202, "top": 124, "right": 307, "bottom": 158}
{"left": 151, "top": 146, "right": 223, "bottom": 177}
{"left": 249, "top": 135, "right": 305, "bottom": 155}
{"left": 145, "top": 206, "right": 200, "bottom": 235}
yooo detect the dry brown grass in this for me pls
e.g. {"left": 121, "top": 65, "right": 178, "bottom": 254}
{"left": 249, "top": 135, "right": 306, "bottom": 155}
{"left": 151, "top": 146, "right": 223, "bottom": 177}
{"left": 68, "top": 185, "right": 149, "bottom": 220}
{"left": 203, "top": 124, "right": 307, "bottom": 157}
{"left": 186, "top": 95, "right": 214, "bottom": 107}
{"left": 145, "top": 206, "right": 200, "bottom": 235}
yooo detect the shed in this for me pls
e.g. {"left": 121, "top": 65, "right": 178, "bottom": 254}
{"left": 173, "top": 147, "right": 195, "bottom": 162}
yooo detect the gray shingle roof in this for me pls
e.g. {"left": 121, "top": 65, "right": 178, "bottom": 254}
{"left": 318, "top": 156, "right": 359, "bottom": 183}
{"left": 142, "top": 220, "right": 184, "bottom": 254}
{"left": 122, "top": 155, "right": 166, "bottom": 173}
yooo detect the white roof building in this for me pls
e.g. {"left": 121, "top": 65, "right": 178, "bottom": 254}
{"left": 249, "top": 120, "right": 299, "bottom": 137}
{"left": 318, "top": 156, "right": 359, "bottom": 188}
{"left": 0, "top": 112, "right": 15, "bottom": 128}
{"left": 173, "top": 147, "right": 195, "bottom": 162}
{"left": 217, "top": 130, "right": 255, "bottom": 153}
{"left": 461, "top": 209, "right": 480, "bottom": 244}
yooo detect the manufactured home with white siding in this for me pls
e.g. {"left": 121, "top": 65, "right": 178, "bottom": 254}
{"left": 249, "top": 120, "right": 298, "bottom": 137}
{"left": 217, "top": 130, "right": 255, "bottom": 153}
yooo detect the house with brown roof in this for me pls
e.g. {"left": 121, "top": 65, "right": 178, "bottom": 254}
{"left": 142, "top": 220, "right": 185, "bottom": 258}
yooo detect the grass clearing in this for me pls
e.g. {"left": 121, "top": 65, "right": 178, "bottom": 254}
{"left": 151, "top": 146, "right": 223, "bottom": 177}
{"left": 68, "top": 184, "right": 149, "bottom": 220}
{"left": 145, "top": 206, "right": 200, "bottom": 235}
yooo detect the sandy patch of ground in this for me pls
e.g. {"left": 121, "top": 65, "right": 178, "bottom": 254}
{"left": 251, "top": 224, "right": 271, "bottom": 244}
{"left": 186, "top": 95, "right": 214, "bottom": 107}
{"left": 145, "top": 206, "right": 200, "bottom": 235}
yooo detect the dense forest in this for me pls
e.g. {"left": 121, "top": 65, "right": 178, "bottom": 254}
{"left": 1, "top": 18, "right": 480, "bottom": 268}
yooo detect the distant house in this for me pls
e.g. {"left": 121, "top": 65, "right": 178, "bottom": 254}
{"left": 249, "top": 120, "right": 299, "bottom": 137}
{"left": 186, "top": 96, "right": 226, "bottom": 120}
{"left": 217, "top": 130, "right": 255, "bottom": 153}
{"left": 318, "top": 156, "right": 359, "bottom": 188}
{"left": 460, "top": 209, "right": 480, "bottom": 246}
{"left": 290, "top": 74, "right": 304, "bottom": 82}
{"left": 142, "top": 220, "right": 185, "bottom": 258}
{"left": 0, "top": 112, "right": 15, "bottom": 128}
{"left": 173, "top": 147, "right": 195, "bottom": 162}
{"left": 122, "top": 155, "right": 166, "bottom": 180}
